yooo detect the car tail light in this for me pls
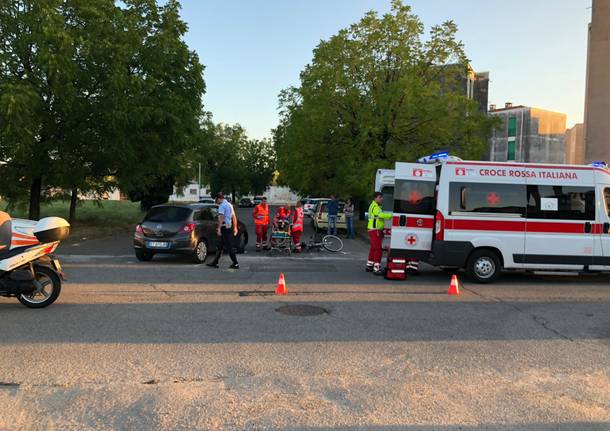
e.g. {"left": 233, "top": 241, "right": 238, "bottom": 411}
{"left": 435, "top": 210, "right": 445, "bottom": 241}
{"left": 136, "top": 224, "right": 144, "bottom": 234}
{"left": 182, "top": 223, "right": 196, "bottom": 233}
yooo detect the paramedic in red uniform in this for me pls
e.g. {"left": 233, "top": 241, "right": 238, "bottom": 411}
{"left": 252, "top": 196, "right": 270, "bottom": 251}
{"left": 367, "top": 192, "right": 393, "bottom": 275}
{"left": 292, "top": 200, "right": 304, "bottom": 253}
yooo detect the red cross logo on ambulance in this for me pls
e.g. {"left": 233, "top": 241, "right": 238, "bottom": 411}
{"left": 412, "top": 168, "right": 433, "bottom": 178}
{"left": 455, "top": 168, "right": 466, "bottom": 176}
{"left": 406, "top": 234, "right": 418, "bottom": 247}
{"left": 487, "top": 192, "right": 501, "bottom": 205}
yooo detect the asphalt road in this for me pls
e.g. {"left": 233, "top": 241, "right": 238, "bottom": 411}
{"left": 0, "top": 208, "right": 609, "bottom": 430}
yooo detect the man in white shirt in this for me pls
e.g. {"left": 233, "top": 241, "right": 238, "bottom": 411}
{"left": 206, "top": 193, "right": 239, "bottom": 269}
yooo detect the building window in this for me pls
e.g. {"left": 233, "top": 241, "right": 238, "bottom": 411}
{"left": 508, "top": 117, "right": 517, "bottom": 137}
{"left": 507, "top": 140, "right": 516, "bottom": 161}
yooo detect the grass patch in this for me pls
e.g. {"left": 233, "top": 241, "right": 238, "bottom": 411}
{"left": 2, "top": 200, "right": 144, "bottom": 241}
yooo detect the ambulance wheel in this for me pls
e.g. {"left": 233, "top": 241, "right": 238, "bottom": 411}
{"left": 466, "top": 250, "right": 500, "bottom": 283}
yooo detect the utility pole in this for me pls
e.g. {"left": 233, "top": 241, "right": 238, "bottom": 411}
{"left": 198, "top": 162, "right": 202, "bottom": 200}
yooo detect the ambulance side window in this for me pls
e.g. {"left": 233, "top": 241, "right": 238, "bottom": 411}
{"left": 526, "top": 185, "right": 595, "bottom": 220}
{"left": 449, "top": 183, "right": 526, "bottom": 215}
{"left": 381, "top": 186, "right": 394, "bottom": 212}
{"left": 393, "top": 180, "right": 435, "bottom": 215}
{"left": 605, "top": 188, "right": 610, "bottom": 217}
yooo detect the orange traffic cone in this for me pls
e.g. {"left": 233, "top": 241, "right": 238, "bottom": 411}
{"left": 448, "top": 274, "right": 462, "bottom": 295}
{"left": 275, "top": 273, "right": 288, "bottom": 295}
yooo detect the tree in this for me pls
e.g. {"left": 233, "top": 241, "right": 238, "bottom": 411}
{"left": 274, "top": 0, "right": 498, "bottom": 199}
{"left": 241, "top": 138, "right": 276, "bottom": 195}
{"left": 115, "top": 0, "right": 205, "bottom": 210}
{"left": 0, "top": 0, "right": 81, "bottom": 219}
{"left": 0, "top": 0, "right": 205, "bottom": 219}
{"left": 196, "top": 122, "right": 276, "bottom": 202}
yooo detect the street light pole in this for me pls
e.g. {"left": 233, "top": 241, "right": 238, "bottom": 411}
{"left": 198, "top": 162, "right": 201, "bottom": 200}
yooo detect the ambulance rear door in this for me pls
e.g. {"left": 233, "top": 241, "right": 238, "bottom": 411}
{"left": 389, "top": 162, "right": 437, "bottom": 260}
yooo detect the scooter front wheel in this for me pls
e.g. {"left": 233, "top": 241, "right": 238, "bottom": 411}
{"left": 18, "top": 266, "right": 62, "bottom": 308}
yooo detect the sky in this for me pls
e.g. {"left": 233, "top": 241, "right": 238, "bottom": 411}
{"left": 179, "top": 0, "right": 592, "bottom": 140}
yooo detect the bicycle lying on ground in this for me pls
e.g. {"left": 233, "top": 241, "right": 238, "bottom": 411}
{"left": 302, "top": 233, "right": 344, "bottom": 253}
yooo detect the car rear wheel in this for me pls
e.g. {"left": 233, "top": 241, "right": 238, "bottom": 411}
{"left": 135, "top": 250, "right": 154, "bottom": 262}
{"left": 192, "top": 240, "right": 208, "bottom": 263}
{"left": 466, "top": 249, "right": 501, "bottom": 283}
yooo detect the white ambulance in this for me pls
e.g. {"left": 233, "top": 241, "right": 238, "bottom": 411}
{"left": 377, "top": 155, "right": 610, "bottom": 283}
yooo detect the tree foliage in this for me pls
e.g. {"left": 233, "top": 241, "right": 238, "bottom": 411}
{"left": 196, "top": 122, "right": 276, "bottom": 202}
{"left": 0, "top": 0, "right": 204, "bottom": 219}
{"left": 274, "top": 0, "right": 498, "bottom": 198}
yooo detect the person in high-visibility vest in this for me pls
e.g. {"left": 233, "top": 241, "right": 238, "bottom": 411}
{"left": 291, "top": 200, "right": 304, "bottom": 253}
{"left": 367, "top": 192, "right": 393, "bottom": 275}
{"left": 252, "top": 196, "right": 270, "bottom": 251}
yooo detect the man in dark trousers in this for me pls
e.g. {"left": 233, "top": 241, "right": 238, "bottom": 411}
{"left": 327, "top": 195, "right": 339, "bottom": 235}
{"left": 207, "top": 192, "right": 239, "bottom": 269}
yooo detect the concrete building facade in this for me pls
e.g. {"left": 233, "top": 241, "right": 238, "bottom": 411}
{"left": 441, "top": 64, "right": 490, "bottom": 113}
{"left": 565, "top": 123, "right": 586, "bottom": 165}
{"left": 169, "top": 182, "right": 299, "bottom": 205}
{"left": 584, "top": 0, "right": 610, "bottom": 163}
{"left": 466, "top": 69, "right": 490, "bottom": 113}
{"left": 488, "top": 104, "right": 566, "bottom": 163}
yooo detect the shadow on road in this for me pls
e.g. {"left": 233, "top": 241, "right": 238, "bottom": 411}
{"left": 0, "top": 299, "right": 608, "bottom": 344}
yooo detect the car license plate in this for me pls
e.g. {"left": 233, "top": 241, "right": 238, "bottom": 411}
{"left": 146, "top": 241, "right": 170, "bottom": 249}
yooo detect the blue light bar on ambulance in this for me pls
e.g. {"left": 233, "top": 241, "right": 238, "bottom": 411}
{"left": 417, "top": 152, "right": 448, "bottom": 163}
{"left": 590, "top": 161, "right": 608, "bottom": 169}
{"left": 417, "top": 152, "right": 462, "bottom": 164}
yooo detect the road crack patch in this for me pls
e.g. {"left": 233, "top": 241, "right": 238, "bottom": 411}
{"left": 461, "top": 284, "right": 575, "bottom": 341}
{"left": 150, "top": 283, "right": 174, "bottom": 298}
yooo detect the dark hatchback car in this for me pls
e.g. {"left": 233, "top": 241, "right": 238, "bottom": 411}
{"left": 238, "top": 197, "right": 253, "bottom": 207}
{"left": 133, "top": 203, "right": 248, "bottom": 263}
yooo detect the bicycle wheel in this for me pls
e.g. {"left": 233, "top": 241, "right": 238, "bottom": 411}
{"left": 322, "top": 235, "right": 343, "bottom": 252}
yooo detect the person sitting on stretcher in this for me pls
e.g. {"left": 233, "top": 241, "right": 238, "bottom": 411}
{"left": 272, "top": 206, "right": 291, "bottom": 232}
